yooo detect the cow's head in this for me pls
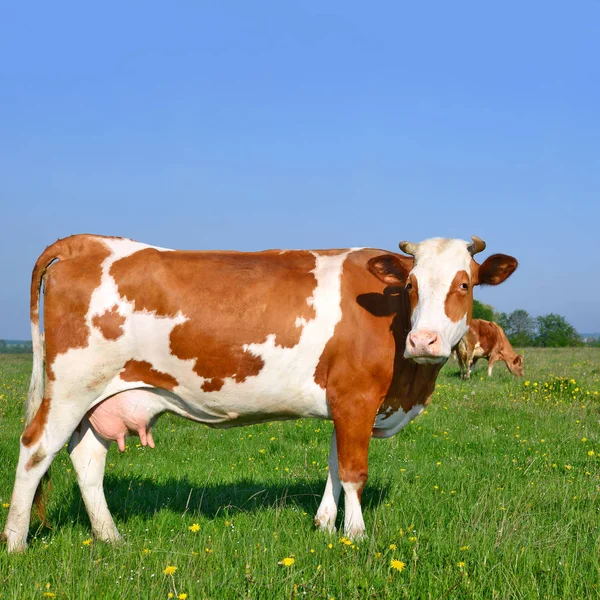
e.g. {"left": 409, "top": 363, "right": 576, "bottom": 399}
{"left": 367, "top": 236, "right": 518, "bottom": 363}
{"left": 509, "top": 354, "right": 525, "bottom": 377}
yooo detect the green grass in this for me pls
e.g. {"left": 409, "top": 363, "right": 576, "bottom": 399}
{"left": 1, "top": 349, "right": 600, "bottom": 599}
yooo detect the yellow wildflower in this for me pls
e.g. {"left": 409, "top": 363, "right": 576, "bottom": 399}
{"left": 178, "top": 594, "right": 188, "bottom": 600}
{"left": 82, "top": 538, "right": 92, "bottom": 546}
{"left": 460, "top": 545, "right": 470, "bottom": 551}
{"left": 279, "top": 557, "right": 295, "bottom": 567}
{"left": 189, "top": 523, "right": 200, "bottom": 533}
{"left": 389, "top": 543, "right": 397, "bottom": 550}
{"left": 408, "top": 536, "right": 417, "bottom": 543}
{"left": 390, "top": 559, "right": 406, "bottom": 572}
{"left": 457, "top": 561, "right": 466, "bottom": 568}
{"left": 1, "top": 503, "right": 9, "bottom": 508}
{"left": 163, "top": 565, "right": 177, "bottom": 576}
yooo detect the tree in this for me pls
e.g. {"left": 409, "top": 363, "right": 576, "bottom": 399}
{"left": 535, "top": 314, "right": 583, "bottom": 347}
{"left": 472, "top": 300, "right": 495, "bottom": 322}
{"left": 499, "top": 309, "right": 536, "bottom": 347}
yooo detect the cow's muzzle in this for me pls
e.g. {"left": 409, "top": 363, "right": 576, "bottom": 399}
{"left": 404, "top": 330, "right": 446, "bottom": 363}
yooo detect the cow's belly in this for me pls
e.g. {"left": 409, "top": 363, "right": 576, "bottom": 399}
{"left": 88, "top": 372, "right": 331, "bottom": 451}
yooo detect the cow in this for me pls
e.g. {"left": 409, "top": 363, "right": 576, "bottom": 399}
{"left": 2, "top": 234, "right": 518, "bottom": 552}
{"left": 456, "top": 319, "right": 524, "bottom": 380}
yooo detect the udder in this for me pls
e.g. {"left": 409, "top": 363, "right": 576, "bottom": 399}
{"left": 87, "top": 390, "right": 165, "bottom": 452}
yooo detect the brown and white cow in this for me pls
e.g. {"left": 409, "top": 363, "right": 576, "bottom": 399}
{"left": 456, "top": 319, "right": 524, "bottom": 380}
{"left": 2, "top": 234, "right": 517, "bottom": 552}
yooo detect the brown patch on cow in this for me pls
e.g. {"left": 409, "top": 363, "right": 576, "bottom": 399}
{"left": 22, "top": 396, "right": 51, "bottom": 447}
{"left": 92, "top": 305, "right": 126, "bottom": 340}
{"left": 42, "top": 236, "right": 112, "bottom": 379}
{"left": 25, "top": 448, "right": 46, "bottom": 471}
{"left": 202, "top": 378, "right": 225, "bottom": 392}
{"left": 406, "top": 274, "right": 419, "bottom": 315}
{"left": 120, "top": 359, "right": 179, "bottom": 391}
{"left": 444, "top": 270, "right": 471, "bottom": 323}
{"left": 110, "top": 249, "right": 319, "bottom": 385}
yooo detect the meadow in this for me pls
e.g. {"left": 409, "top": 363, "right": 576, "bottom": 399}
{"left": 1, "top": 349, "right": 599, "bottom": 599}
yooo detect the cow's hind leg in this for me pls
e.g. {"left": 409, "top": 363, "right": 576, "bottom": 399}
{"left": 68, "top": 417, "right": 121, "bottom": 543}
{"left": 3, "top": 397, "right": 91, "bottom": 552}
{"left": 315, "top": 431, "right": 342, "bottom": 532}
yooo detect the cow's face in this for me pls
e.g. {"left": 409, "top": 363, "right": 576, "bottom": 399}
{"left": 368, "top": 237, "right": 518, "bottom": 364}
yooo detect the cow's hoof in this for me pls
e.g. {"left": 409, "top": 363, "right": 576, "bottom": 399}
{"left": 314, "top": 514, "right": 336, "bottom": 533}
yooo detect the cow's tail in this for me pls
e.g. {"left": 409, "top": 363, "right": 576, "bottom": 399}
{"left": 25, "top": 239, "right": 76, "bottom": 427}
{"left": 26, "top": 239, "right": 77, "bottom": 528}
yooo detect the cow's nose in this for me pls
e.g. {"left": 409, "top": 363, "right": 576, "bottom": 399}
{"left": 406, "top": 330, "right": 441, "bottom": 357}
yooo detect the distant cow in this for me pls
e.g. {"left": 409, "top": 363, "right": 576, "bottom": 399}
{"left": 456, "top": 319, "right": 524, "bottom": 380}
{"left": 3, "top": 234, "right": 517, "bottom": 552}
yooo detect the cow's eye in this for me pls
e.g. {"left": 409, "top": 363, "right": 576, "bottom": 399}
{"left": 405, "top": 282, "right": 413, "bottom": 291}
{"left": 460, "top": 283, "right": 469, "bottom": 291}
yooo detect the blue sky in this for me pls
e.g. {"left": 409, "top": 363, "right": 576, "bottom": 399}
{"left": 1, "top": 1, "right": 599, "bottom": 339}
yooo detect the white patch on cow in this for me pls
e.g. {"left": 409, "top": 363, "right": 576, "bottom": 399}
{"left": 295, "top": 316, "right": 308, "bottom": 328}
{"left": 372, "top": 404, "right": 424, "bottom": 438}
{"left": 315, "top": 432, "right": 341, "bottom": 531}
{"left": 341, "top": 481, "right": 366, "bottom": 539}
{"left": 408, "top": 238, "right": 472, "bottom": 357}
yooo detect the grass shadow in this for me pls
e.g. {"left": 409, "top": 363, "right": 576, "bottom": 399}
{"left": 52, "top": 474, "right": 388, "bottom": 531}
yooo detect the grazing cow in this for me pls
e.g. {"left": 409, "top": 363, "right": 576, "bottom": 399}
{"left": 2, "top": 234, "right": 517, "bottom": 552}
{"left": 456, "top": 319, "right": 524, "bottom": 380}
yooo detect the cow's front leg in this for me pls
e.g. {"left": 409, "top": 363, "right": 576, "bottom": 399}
{"left": 334, "top": 414, "right": 376, "bottom": 540}
{"left": 315, "top": 431, "right": 341, "bottom": 531}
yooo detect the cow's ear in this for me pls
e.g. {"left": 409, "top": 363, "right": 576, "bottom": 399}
{"left": 474, "top": 254, "right": 518, "bottom": 286}
{"left": 367, "top": 255, "right": 412, "bottom": 285}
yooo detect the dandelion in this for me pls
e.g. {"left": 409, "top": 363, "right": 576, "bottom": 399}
{"left": 588, "top": 451, "right": 595, "bottom": 457}
{"left": 178, "top": 594, "right": 188, "bottom": 600}
{"left": 389, "top": 543, "right": 397, "bottom": 550}
{"left": 279, "top": 557, "right": 295, "bottom": 567}
{"left": 408, "top": 537, "right": 417, "bottom": 543}
{"left": 142, "top": 548, "right": 150, "bottom": 555}
{"left": 1, "top": 503, "right": 9, "bottom": 508}
{"left": 82, "top": 538, "right": 92, "bottom": 546}
{"left": 163, "top": 565, "right": 177, "bottom": 576}
{"left": 340, "top": 537, "right": 352, "bottom": 546}
{"left": 457, "top": 561, "right": 466, "bottom": 568}
{"left": 189, "top": 523, "right": 200, "bottom": 533}
{"left": 43, "top": 594, "right": 56, "bottom": 598}
{"left": 390, "top": 559, "right": 406, "bottom": 572}
{"left": 460, "top": 545, "right": 470, "bottom": 551}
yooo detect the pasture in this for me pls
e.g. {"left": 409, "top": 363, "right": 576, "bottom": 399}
{"left": 1, "top": 349, "right": 599, "bottom": 599}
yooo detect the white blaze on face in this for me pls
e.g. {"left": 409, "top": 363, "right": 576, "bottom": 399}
{"left": 408, "top": 238, "right": 472, "bottom": 358}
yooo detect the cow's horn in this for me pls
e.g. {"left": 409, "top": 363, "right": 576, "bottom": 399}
{"left": 399, "top": 241, "right": 417, "bottom": 256}
{"left": 467, "top": 236, "right": 486, "bottom": 256}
